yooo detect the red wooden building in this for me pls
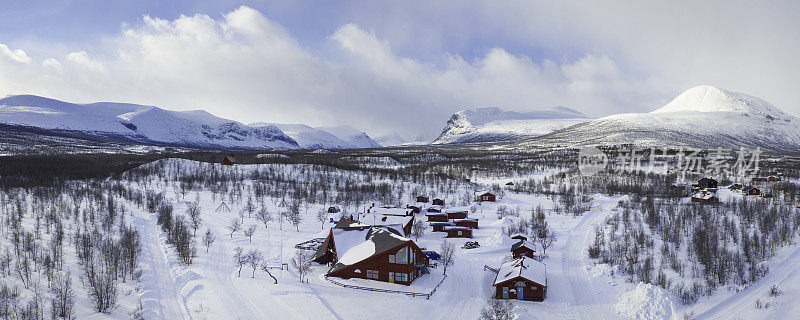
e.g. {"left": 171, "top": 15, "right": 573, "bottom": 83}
{"left": 493, "top": 257, "right": 547, "bottom": 301}
{"left": 326, "top": 228, "right": 429, "bottom": 285}
{"left": 443, "top": 226, "right": 472, "bottom": 238}
{"left": 511, "top": 240, "right": 535, "bottom": 259}
{"left": 477, "top": 192, "right": 496, "bottom": 202}
{"left": 446, "top": 210, "right": 468, "bottom": 220}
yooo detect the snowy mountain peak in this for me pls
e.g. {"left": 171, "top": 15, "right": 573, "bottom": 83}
{"left": 433, "top": 106, "right": 590, "bottom": 144}
{"left": 652, "top": 85, "right": 783, "bottom": 116}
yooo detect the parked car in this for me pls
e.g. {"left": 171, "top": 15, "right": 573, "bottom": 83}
{"left": 462, "top": 241, "right": 480, "bottom": 249}
{"left": 423, "top": 250, "right": 441, "bottom": 260}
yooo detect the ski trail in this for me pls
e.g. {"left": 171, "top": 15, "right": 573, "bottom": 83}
{"left": 135, "top": 214, "right": 190, "bottom": 320}
{"left": 561, "top": 203, "right": 615, "bottom": 319}
{"left": 204, "top": 238, "right": 271, "bottom": 320}
{"left": 695, "top": 245, "right": 800, "bottom": 320}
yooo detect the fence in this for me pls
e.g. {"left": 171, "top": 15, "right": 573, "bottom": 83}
{"left": 325, "top": 275, "right": 447, "bottom": 300}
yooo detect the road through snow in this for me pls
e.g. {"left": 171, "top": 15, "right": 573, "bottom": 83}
{"left": 135, "top": 214, "right": 190, "bottom": 320}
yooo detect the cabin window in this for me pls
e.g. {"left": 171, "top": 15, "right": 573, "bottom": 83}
{"left": 458, "top": 231, "right": 463, "bottom": 236}
{"left": 396, "top": 273, "right": 407, "bottom": 282}
{"left": 531, "top": 285, "right": 538, "bottom": 290}
{"left": 396, "top": 246, "right": 408, "bottom": 264}
{"left": 410, "top": 249, "right": 414, "bottom": 264}
{"left": 389, "top": 272, "right": 394, "bottom": 282}
{"left": 389, "top": 254, "right": 395, "bottom": 263}
{"left": 367, "top": 270, "right": 379, "bottom": 279}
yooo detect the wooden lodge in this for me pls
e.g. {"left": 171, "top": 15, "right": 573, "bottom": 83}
{"left": 511, "top": 234, "right": 528, "bottom": 242}
{"left": 426, "top": 212, "right": 449, "bottom": 222}
{"left": 358, "top": 213, "right": 415, "bottom": 236}
{"left": 493, "top": 257, "right": 547, "bottom": 301}
{"left": 511, "top": 240, "right": 536, "bottom": 259}
{"left": 697, "top": 177, "right": 718, "bottom": 189}
{"left": 426, "top": 207, "right": 442, "bottom": 213}
{"left": 453, "top": 218, "right": 479, "bottom": 229}
{"left": 221, "top": 154, "right": 237, "bottom": 165}
{"left": 743, "top": 186, "right": 761, "bottom": 196}
{"left": 432, "top": 198, "right": 445, "bottom": 206}
{"left": 326, "top": 228, "right": 429, "bottom": 286}
{"left": 446, "top": 210, "right": 468, "bottom": 220}
{"left": 430, "top": 222, "right": 454, "bottom": 232}
{"left": 443, "top": 226, "right": 472, "bottom": 238}
{"left": 327, "top": 206, "right": 341, "bottom": 213}
{"left": 477, "top": 192, "right": 496, "bottom": 202}
{"left": 416, "top": 196, "right": 430, "bottom": 203}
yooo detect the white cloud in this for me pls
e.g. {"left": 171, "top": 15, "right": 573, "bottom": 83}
{"left": 0, "top": 6, "right": 681, "bottom": 138}
{"left": 0, "top": 43, "right": 31, "bottom": 63}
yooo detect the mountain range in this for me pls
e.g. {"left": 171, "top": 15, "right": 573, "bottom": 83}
{"left": 0, "top": 95, "right": 380, "bottom": 151}
{"left": 1, "top": 85, "right": 799, "bottom": 153}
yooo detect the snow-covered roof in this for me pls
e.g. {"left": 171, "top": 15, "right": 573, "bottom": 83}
{"left": 691, "top": 191, "right": 716, "bottom": 200}
{"left": 442, "top": 226, "right": 471, "bottom": 231}
{"left": 331, "top": 228, "right": 372, "bottom": 260}
{"left": 329, "top": 228, "right": 411, "bottom": 273}
{"left": 493, "top": 257, "right": 547, "bottom": 286}
{"left": 370, "top": 207, "right": 412, "bottom": 216}
{"left": 511, "top": 240, "right": 535, "bottom": 252}
{"left": 358, "top": 213, "right": 413, "bottom": 227}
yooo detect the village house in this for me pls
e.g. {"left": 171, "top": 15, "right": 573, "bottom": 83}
{"left": 446, "top": 210, "right": 468, "bottom": 220}
{"left": 426, "top": 207, "right": 442, "bottom": 213}
{"left": 768, "top": 175, "right": 781, "bottom": 182}
{"left": 425, "top": 212, "right": 449, "bottom": 222}
{"left": 511, "top": 240, "right": 536, "bottom": 259}
{"left": 493, "top": 257, "right": 547, "bottom": 301}
{"left": 326, "top": 228, "right": 430, "bottom": 286}
{"left": 416, "top": 195, "right": 430, "bottom": 203}
{"left": 743, "top": 186, "right": 761, "bottom": 196}
{"left": 327, "top": 206, "right": 341, "bottom": 214}
{"left": 453, "top": 218, "right": 479, "bottom": 229}
{"left": 432, "top": 198, "right": 445, "bottom": 206}
{"left": 511, "top": 234, "right": 528, "bottom": 242}
{"left": 698, "top": 177, "right": 718, "bottom": 189}
{"left": 477, "top": 192, "right": 496, "bottom": 202}
{"left": 443, "top": 226, "right": 472, "bottom": 238}
{"left": 313, "top": 225, "right": 372, "bottom": 264}
{"left": 430, "top": 222, "right": 454, "bottom": 232}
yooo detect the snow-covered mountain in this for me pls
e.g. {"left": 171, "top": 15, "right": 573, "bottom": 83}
{"left": 432, "top": 106, "right": 590, "bottom": 144}
{"left": 0, "top": 95, "right": 299, "bottom": 149}
{"left": 373, "top": 132, "right": 407, "bottom": 147}
{"left": 250, "top": 123, "right": 369, "bottom": 149}
{"left": 315, "top": 125, "right": 382, "bottom": 148}
{"left": 529, "top": 85, "right": 800, "bottom": 151}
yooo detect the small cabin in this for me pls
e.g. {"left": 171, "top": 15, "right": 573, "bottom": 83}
{"left": 505, "top": 182, "right": 514, "bottom": 186}
{"left": 328, "top": 206, "right": 341, "bottom": 214}
{"left": 432, "top": 198, "right": 445, "bottom": 206}
{"left": 447, "top": 211, "right": 468, "bottom": 220}
{"left": 477, "top": 192, "right": 496, "bottom": 202}
{"left": 453, "top": 218, "right": 479, "bottom": 229}
{"left": 221, "top": 154, "right": 237, "bottom": 165}
{"left": 416, "top": 196, "right": 430, "bottom": 203}
{"left": 431, "top": 222, "right": 455, "bottom": 232}
{"left": 443, "top": 226, "right": 472, "bottom": 238}
{"left": 511, "top": 234, "right": 528, "bottom": 242}
{"left": 425, "top": 213, "right": 449, "bottom": 222}
{"left": 729, "top": 183, "right": 742, "bottom": 190}
{"left": 768, "top": 176, "right": 781, "bottom": 182}
{"left": 698, "top": 178, "right": 718, "bottom": 189}
{"left": 743, "top": 187, "right": 761, "bottom": 196}
{"left": 406, "top": 205, "right": 421, "bottom": 214}
{"left": 493, "top": 257, "right": 547, "bottom": 301}
{"left": 426, "top": 207, "right": 441, "bottom": 213}
{"left": 511, "top": 240, "right": 536, "bottom": 259}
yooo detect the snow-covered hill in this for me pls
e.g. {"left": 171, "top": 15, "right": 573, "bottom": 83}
{"left": 249, "top": 122, "right": 362, "bottom": 149}
{"left": 315, "top": 125, "right": 382, "bottom": 148}
{"left": 529, "top": 85, "right": 800, "bottom": 151}
{"left": 0, "top": 95, "right": 300, "bottom": 149}
{"left": 373, "top": 132, "right": 407, "bottom": 147}
{"left": 432, "top": 106, "right": 590, "bottom": 144}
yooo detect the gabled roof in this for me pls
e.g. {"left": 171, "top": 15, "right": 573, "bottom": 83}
{"left": 511, "top": 240, "right": 535, "bottom": 252}
{"left": 358, "top": 213, "right": 413, "bottom": 227}
{"left": 334, "top": 216, "right": 370, "bottom": 230}
{"left": 329, "top": 228, "right": 412, "bottom": 273}
{"left": 493, "top": 257, "right": 547, "bottom": 286}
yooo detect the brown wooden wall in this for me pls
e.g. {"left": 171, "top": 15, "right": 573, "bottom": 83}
{"left": 327, "top": 241, "right": 429, "bottom": 286}
{"left": 494, "top": 277, "right": 545, "bottom": 301}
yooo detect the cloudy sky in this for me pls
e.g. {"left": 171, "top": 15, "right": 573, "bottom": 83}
{"left": 0, "top": 1, "right": 798, "bottom": 140}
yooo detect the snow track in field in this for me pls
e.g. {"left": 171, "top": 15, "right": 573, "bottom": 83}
{"left": 135, "top": 214, "right": 191, "bottom": 320}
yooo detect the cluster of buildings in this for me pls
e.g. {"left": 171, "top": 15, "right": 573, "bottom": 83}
{"left": 421, "top": 192, "right": 496, "bottom": 238}
{"left": 689, "top": 175, "right": 779, "bottom": 204}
